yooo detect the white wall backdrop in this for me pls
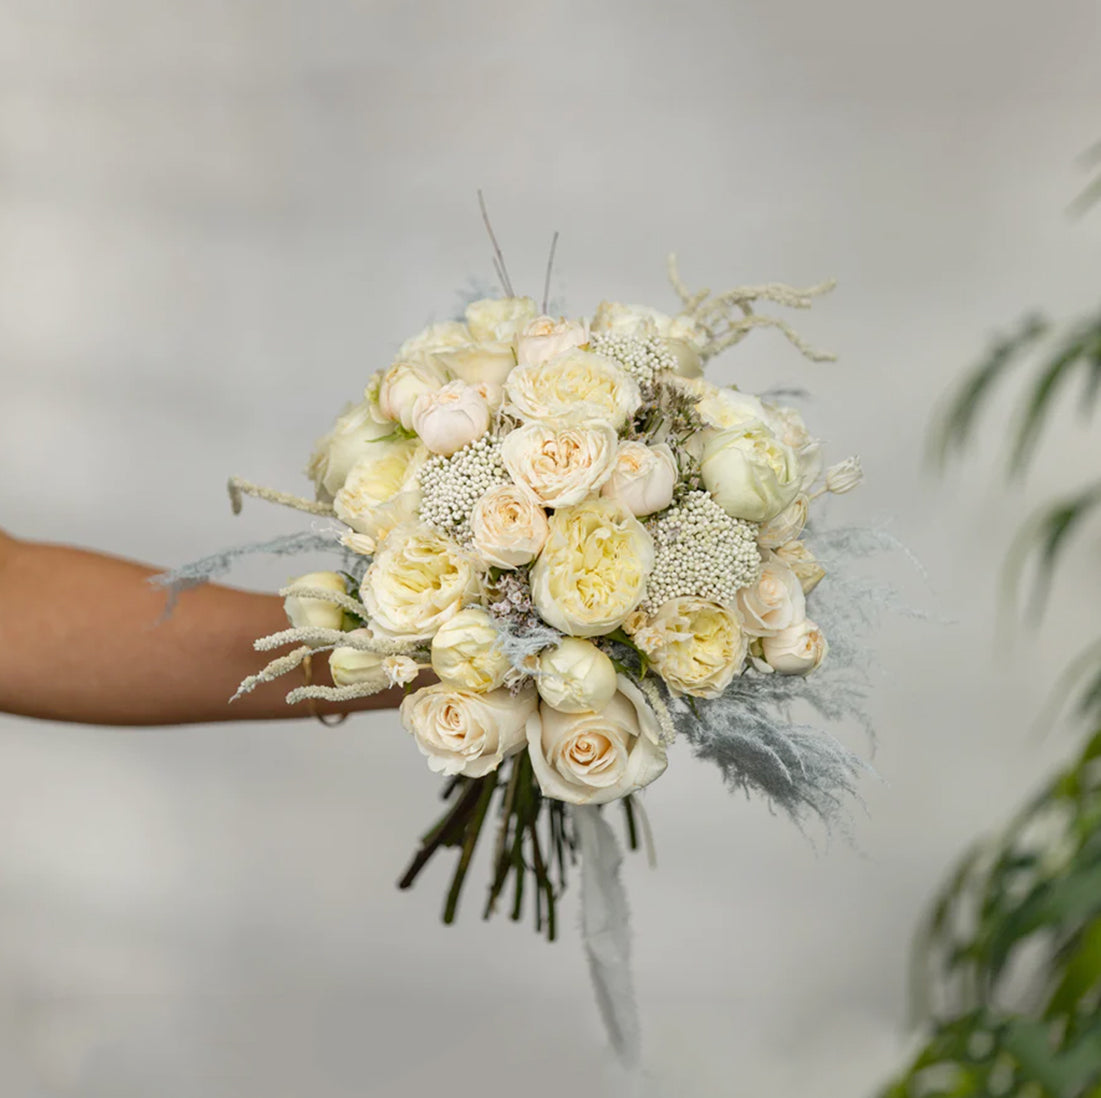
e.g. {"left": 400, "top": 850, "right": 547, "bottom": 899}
{"left": 2, "top": 2, "right": 1100, "bottom": 1095}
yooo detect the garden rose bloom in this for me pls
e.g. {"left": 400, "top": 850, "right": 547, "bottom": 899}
{"left": 501, "top": 422, "right": 618, "bottom": 508}
{"left": 757, "top": 494, "right": 809, "bottom": 550}
{"left": 526, "top": 676, "right": 668, "bottom": 804}
{"left": 761, "top": 618, "right": 828, "bottom": 675}
{"left": 430, "top": 607, "right": 511, "bottom": 692}
{"left": 536, "top": 638, "right": 618, "bottom": 714}
{"left": 773, "top": 540, "right": 827, "bottom": 595}
{"left": 377, "top": 356, "right": 450, "bottom": 430}
{"left": 465, "top": 296, "right": 538, "bottom": 342}
{"left": 700, "top": 426, "right": 801, "bottom": 522}
{"left": 736, "top": 552, "right": 807, "bottom": 638}
{"left": 397, "top": 320, "right": 472, "bottom": 359}
{"left": 631, "top": 597, "right": 748, "bottom": 698}
{"left": 306, "top": 398, "right": 395, "bottom": 501}
{"left": 283, "top": 571, "right": 346, "bottom": 636}
{"left": 601, "top": 441, "right": 677, "bottom": 517}
{"left": 469, "top": 483, "right": 549, "bottom": 568}
{"left": 432, "top": 341, "right": 517, "bottom": 388}
{"left": 360, "top": 525, "right": 479, "bottom": 641}
{"left": 333, "top": 438, "right": 427, "bottom": 550}
{"left": 516, "top": 315, "right": 589, "bottom": 367}
{"left": 411, "top": 380, "right": 491, "bottom": 456}
{"left": 401, "top": 683, "right": 537, "bottom": 778}
{"left": 505, "top": 349, "right": 641, "bottom": 429}
{"left": 530, "top": 499, "right": 654, "bottom": 637}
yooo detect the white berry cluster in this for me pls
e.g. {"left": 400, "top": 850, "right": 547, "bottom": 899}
{"left": 590, "top": 333, "right": 678, "bottom": 387}
{"left": 418, "top": 435, "right": 509, "bottom": 544}
{"left": 641, "top": 491, "right": 761, "bottom": 612}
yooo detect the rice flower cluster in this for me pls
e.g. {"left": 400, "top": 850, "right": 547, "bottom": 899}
{"left": 279, "top": 289, "right": 862, "bottom": 808}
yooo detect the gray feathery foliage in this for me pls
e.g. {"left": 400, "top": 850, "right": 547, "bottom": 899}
{"left": 491, "top": 619, "right": 563, "bottom": 671}
{"left": 150, "top": 529, "right": 352, "bottom": 612}
{"left": 666, "top": 525, "right": 918, "bottom": 835}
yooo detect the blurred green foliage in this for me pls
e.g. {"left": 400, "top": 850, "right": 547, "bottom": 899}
{"left": 879, "top": 164, "right": 1101, "bottom": 1098}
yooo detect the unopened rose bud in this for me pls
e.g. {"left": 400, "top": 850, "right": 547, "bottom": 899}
{"left": 825, "top": 456, "right": 863, "bottom": 495}
{"left": 284, "top": 571, "right": 346, "bottom": 637}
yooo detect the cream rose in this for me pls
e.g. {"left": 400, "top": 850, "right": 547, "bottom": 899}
{"left": 516, "top": 315, "right": 589, "bottom": 367}
{"left": 469, "top": 483, "right": 549, "bottom": 568}
{"left": 377, "top": 356, "right": 451, "bottom": 430}
{"left": 401, "top": 682, "right": 537, "bottom": 778}
{"left": 695, "top": 388, "right": 772, "bottom": 433}
{"left": 283, "top": 571, "right": 346, "bottom": 636}
{"left": 526, "top": 676, "right": 668, "bottom": 805}
{"left": 773, "top": 540, "right": 827, "bottom": 595}
{"left": 465, "top": 296, "right": 538, "bottom": 342}
{"left": 397, "top": 320, "right": 472, "bottom": 359}
{"left": 601, "top": 441, "right": 677, "bottom": 517}
{"left": 761, "top": 618, "right": 828, "bottom": 675}
{"left": 700, "top": 425, "right": 801, "bottom": 522}
{"left": 411, "top": 380, "right": 491, "bottom": 456}
{"left": 432, "top": 341, "right": 517, "bottom": 388}
{"left": 536, "top": 638, "right": 618, "bottom": 714}
{"left": 764, "top": 403, "right": 822, "bottom": 491}
{"left": 530, "top": 499, "right": 654, "bottom": 637}
{"left": 306, "top": 398, "right": 396, "bottom": 501}
{"left": 631, "top": 597, "right": 748, "bottom": 698}
{"left": 329, "top": 631, "right": 388, "bottom": 690}
{"left": 360, "top": 524, "right": 479, "bottom": 641}
{"left": 736, "top": 551, "right": 807, "bottom": 638}
{"left": 501, "top": 422, "right": 618, "bottom": 509}
{"left": 333, "top": 438, "right": 427, "bottom": 550}
{"left": 505, "top": 349, "right": 641, "bottom": 429}
{"left": 430, "top": 607, "right": 510, "bottom": 692}
{"left": 757, "top": 494, "right": 809, "bottom": 550}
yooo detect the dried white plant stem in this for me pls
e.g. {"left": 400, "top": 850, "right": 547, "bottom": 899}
{"left": 228, "top": 476, "right": 336, "bottom": 518}
{"left": 286, "top": 681, "right": 390, "bottom": 706}
{"left": 231, "top": 644, "right": 314, "bottom": 701}
{"left": 254, "top": 625, "right": 419, "bottom": 656}
{"left": 666, "top": 254, "right": 836, "bottom": 363}
{"left": 277, "top": 585, "right": 369, "bottom": 620}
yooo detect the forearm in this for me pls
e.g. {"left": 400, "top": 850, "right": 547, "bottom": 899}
{"left": 0, "top": 532, "right": 407, "bottom": 726}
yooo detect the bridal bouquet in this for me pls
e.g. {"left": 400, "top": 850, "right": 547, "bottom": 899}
{"left": 170, "top": 240, "right": 872, "bottom": 1064}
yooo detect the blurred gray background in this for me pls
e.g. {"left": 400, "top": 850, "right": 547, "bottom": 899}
{"left": 2, "top": 2, "right": 1100, "bottom": 1095}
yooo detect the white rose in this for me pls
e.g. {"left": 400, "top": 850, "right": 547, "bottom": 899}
{"left": 410, "top": 380, "right": 491, "bottom": 456}
{"left": 526, "top": 676, "right": 668, "bottom": 805}
{"left": 761, "top": 618, "right": 828, "bottom": 675}
{"left": 469, "top": 483, "right": 549, "bottom": 569}
{"left": 360, "top": 524, "right": 480, "bottom": 642}
{"left": 757, "top": 494, "right": 809, "bottom": 549}
{"left": 773, "top": 540, "right": 827, "bottom": 595}
{"left": 306, "top": 398, "right": 396, "bottom": 501}
{"left": 601, "top": 441, "right": 677, "bottom": 517}
{"left": 516, "top": 315, "right": 589, "bottom": 367}
{"left": 501, "top": 422, "right": 619, "bottom": 509}
{"left": 536, "top": 638, "right": 618, "bottom": 714}
{"left": 592, "top": 301, "right": 707, "bottom": 350}
{"left": 504, "top": 349, "right": 641, "bottom": 430}
{"left": 401, "top": 682, "right": 537, "bottom": 778}
{"left": 695, "top": 388, "right": 772, "bottom": 433}
{"left": 378, "top": 356, "right": 451, "bottom": 430}
{"left": 329, "top": 631, "right": 389, "bottom": 689}
{"left": 736, "top": 551, "right": 807, "bottom": 638}
{"left": 630, "top": 597, "right": 747, "bottom": 698}
{"left": 700, "top": 426, "right": 801, "bottom": 522}
{"left": 398, "top": 320, "right": 472, "bottom": 359}
{"left": 530, "top": 499, "right": 654, "bottom": 637}
{"left": 432, "top": 341, "right": 517, "bottom": 388}
{"left": 430, "top": 607, "right": 510, "bottom": 692}
{"left": 465, "top": 296, "right": 539, "bottom": 342}
{"left": 283, "top": 571, "right": 346, "bottom": 636}
{"left": 333, "top": 438, "right": 427, "bottom": 550}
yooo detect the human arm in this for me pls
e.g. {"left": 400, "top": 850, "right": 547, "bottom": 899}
{"left": 0, "top": 528, "right": 409, "bottom": 726}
